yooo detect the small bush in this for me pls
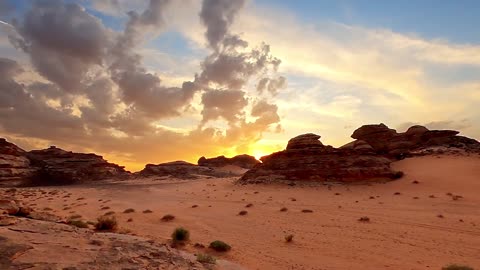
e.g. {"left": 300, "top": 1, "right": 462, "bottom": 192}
{"left": 301, "top": 209, "right": 313, "bottom": 213}
{"left": 95, "top": 215, "right": 118, "bottom": 231}
{"left": 172, "top": 227, "right": 190, "bottom": 242}
{"left": 394, "top": 192, "right": 401, "bottom": 195}
{"left": 442, "top": 264, "right": 474, "bottom": 270}
{"left": 191, "top": 205, "right": 198, "bottom": 208}
{"left": 68, "top": 219, "right": 89, "bottom": 228}
{"left": 358, "top": 216, "right": 370, "bottom": 222}
{"left": 143, "top": 209, "right": 153, "bottom": 214}
{"left": 245, "top": 203, "right": 253, "bottom": 208}
{"left": 238, "top": 210, "right": 248, "bottom": 216}
{"left": 123, "top": 208, "right": 135, "bottom": 213}
{"left": 392, "top": 171, "right": 404, "bottom": 179}
{"left": 280, "top": 207, "right": 288, "bottom": 212}
{"left": 196, "top": 253, "right": 216, "bottom": 264}
{"left": 161, "top": 214, "right": 175, "bottom": 222}
{"left": 412, "top": 180, "right": 419, "bottom": 184}
{"left": 209, "top": 240, "right": 231, "bottom": 252}
{"left": 285, "top": 234, "right": 294, "bottom": 242}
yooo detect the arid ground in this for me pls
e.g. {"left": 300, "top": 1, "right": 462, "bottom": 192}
{"left": 3, "top": 154, "right": 479, "bottom": 270}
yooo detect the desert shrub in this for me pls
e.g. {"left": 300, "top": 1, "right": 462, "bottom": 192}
{"left": 238, "top": 210, "right": 248, "bottom": 216}
{"left": 161, "top": 214, "right": 175, "bottom": 222}
{"left": 245, "top": 203, "right": 253, "bottom": 208}
{"left": 442, "top": 264, "right": 474, "bottom": 270}
{"left": 358, "top": 216, "right": 370, "bottom": 222}
{"left": 392, "top": 171, "right": 404, "bottom": 179}
{"left": 172, "top": 227, "right": 190, "bottom": 242}
{"left": 68, "top": 219, "right": 89, "bottom": 228}
{"left": 301, "top": 209, "right": 313, "bottom": 213}
{"left": 123, "top": 208, "right": 135, "bottom": 213}
{"left": 285, "top": 234, "right": 294, "bottom": 242}
{"left": 143, "top": 209, "right": 153, "bottom": 214}
{"left": 280, "top": 207, "right": 288, "bottom": 212}
{"left": 196, "top": 253, "right": 216, "bottom": 264}
{"left": 95, "top": 215, "right": 118, "bottom": 231}
{"left": 209, "top": 240, "right": 231, "bottom": 252}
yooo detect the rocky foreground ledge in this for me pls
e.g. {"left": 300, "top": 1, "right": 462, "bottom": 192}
{"left": 239, "top": 124, "right": 480, "bottom": 184}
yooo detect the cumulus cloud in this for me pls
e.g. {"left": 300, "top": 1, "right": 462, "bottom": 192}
{"left": 0, "top": 0, "right": 285, "bottom": 170}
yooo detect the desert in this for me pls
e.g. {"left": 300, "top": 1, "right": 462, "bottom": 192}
{"left": 1, "top": 124, "right": 480, "bottom": 270}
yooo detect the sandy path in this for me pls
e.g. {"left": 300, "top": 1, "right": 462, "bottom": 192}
{"left": 12, "top": 155, "right": 480, "bottom": 270}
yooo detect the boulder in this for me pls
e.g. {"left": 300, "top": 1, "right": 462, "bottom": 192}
{"left": 286, "top": 133, "right": 323, "bottom": 150}
{"left": 239, "top": 133, "right": 397, "bottom": 183}
{"left": 198, "top": 154, "right": 259, "bottom": 169}
{"left": 0, "top": 139, "right": 37, "bottom": 183}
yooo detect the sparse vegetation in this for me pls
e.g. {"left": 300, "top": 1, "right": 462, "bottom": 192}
{"left": 171, "top": 227, "right": 190, "bottom": 242}
{"left": 161, "top": 214, "right": 175, "bottom": 222}
{"left": 192, "top": 205, "right": 198, "bottom": 208}
{"left": 68, "top": 219, "right": 89, "bottom": 228}
{"left": 442, "top": 264, "right": 474, "bottom": 270}
{"left": 285, "top": 234, "right": 294, "bottom": 242}
{"left": 412, "top": 180, "right": 419, "bottom": 184}
{"left": 95, "top": 215, "right": 118, "bottom": 231}
{"left": 238, "top": 210, "right": 248, "bottom": 216}
{"left": 123, "top": 208, "right": 135, "bottom": 213}
{"left": 143, "top": 209, "right": 153, "bottom": 214}
{"left": 358, "top": 216, "right": 370, "bottom": 222}
{"left": 301, "top": 209, "right": 313, "bottom": 213}
{"left": 209, "top": 240, "right": 231, "bottom": 252}
{"left": 196, "top": 253, "right": 216, "bottom": 264}
{"left": 392, "top": 171, "right": 404, "bottom": 179}
{"left": 437, "top": 214, "right": 444, "bottom": 218}
{"left": 394, "top": 192, "right": 401, "bottom": 195}
{"left": 245, "top": 203, "right": 253, "bottom": 208}
{"left": 280, "top": 207, "right": 288, "bottom": 212}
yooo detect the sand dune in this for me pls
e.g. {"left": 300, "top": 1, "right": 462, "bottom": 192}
{"left": 4, "top": 154, "right": 479, "bottom": 269}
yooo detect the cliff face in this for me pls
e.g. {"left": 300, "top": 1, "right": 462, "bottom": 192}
{"left": 0, "top": 140, "right": 130, "bottom": 186}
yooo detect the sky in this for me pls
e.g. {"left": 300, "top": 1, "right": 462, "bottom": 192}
{"left": 0, "top": 0, "right": 479, "bottom": 171}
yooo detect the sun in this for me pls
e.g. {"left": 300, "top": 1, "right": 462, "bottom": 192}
{"left": 252, "top": 149, "right": 269, "bottom": 161}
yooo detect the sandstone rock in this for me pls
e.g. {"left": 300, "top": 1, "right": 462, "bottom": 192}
{"left": 286, "top": 133, "right": 323, "bottom": 150}
{"left": 137, "top": 161, "right": 230, "bottom": 179}
{"left": 198, "top": 154, "right": 259, "bottom": 169}
{"left": 0, "top": 200, "right": 19, "bottom": 215}
{"left": 0, "top": 215, "right": 17, "bottom": 226}
{"left": 239, "top": 133, "right": 397, "bottom": 183}
{"left": 0, "top": 139, "right": 37, "bottom": 184}
{"left": 26, "top": 146, "right": 130, "bottom": 185}
{"left": 349, "top": 124, "right": 480, "bottom": 156}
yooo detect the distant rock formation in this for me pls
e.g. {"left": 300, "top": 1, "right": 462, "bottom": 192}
{"left": 343, "top": 123, "right": 480, "bottom": 157}
{"left": 137, "top": 161, "right": 217, "bottom": 179}
{"left": 239, "top": 134, "right": 398, "bottom": 184}
{"left": 26, "top": 146, "right": 130, "bottom": 185}
{"left": 0, "top": 139, "right": 37, "bottom": 183}
{"left": 0, "top": 139, "right": 130, "bottom": 186}
{"left": 198, "top": 154, "right": 259, "bottom": 169}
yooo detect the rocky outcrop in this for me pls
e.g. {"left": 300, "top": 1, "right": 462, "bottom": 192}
{"left": 0, "top": 139, "right": 37, "bottom": 183}
{"left": 26, "top": 146, "right": 130, "bottom": 185}
{"left": 345, "top": 123, "right": 480, "bottom": 157}
{"left": 198, "top": 154, "right": 260, "bottom": 169}
{"left": 0, "top": 139, "right": 130, "bottom": 186}
{"left": 239, "top": 134, "right": 398, "bottom": 184}
{"left": 137, "top": 161, "right": 236, "bottom": 179}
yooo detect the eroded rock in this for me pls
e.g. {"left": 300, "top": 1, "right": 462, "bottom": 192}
{"left": 198, "top": 154, "right": 259, "bottom": 169}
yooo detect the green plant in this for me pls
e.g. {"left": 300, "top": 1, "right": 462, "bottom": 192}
{"left": 172, "top": 227, "right": 190, "bottom": 242}
{"left": 196, "top": 253, "right": 216, "bottom": 264}
{"left": 442, "top": 264, "right": 474, "bottom": 270}
{"left": 209, "top": 240, "right": 231, "bottom": 252}
{"left": 95, "top": 215, "right": 118, "bottom": 231}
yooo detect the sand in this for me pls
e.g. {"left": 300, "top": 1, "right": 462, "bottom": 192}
{"left": 7, "top": 154, "right": 480, "bottom": 270}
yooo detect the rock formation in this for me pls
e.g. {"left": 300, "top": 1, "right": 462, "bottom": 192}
{"left": 343, "top": 123, "right": 480, "bottom": 157}
{"left": 137, "top": 161, "right": 218, "bottom": 179}
{"left": 0, "top": 139, "right": 37, "bottom": 184}
{"left": 239, "top": 134, "right": 398, "bottom": 183}
{"left": 198, "top": 154, "right": 260, "bottom": 169}
{"left": 26, "top": 146, "right": 130, "bottom": 185}
{"left": 0, "top": 139, "right": 130, "bottom": 186}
